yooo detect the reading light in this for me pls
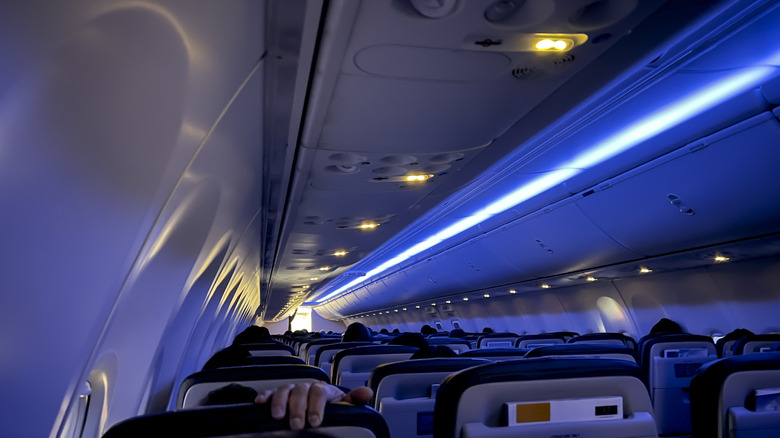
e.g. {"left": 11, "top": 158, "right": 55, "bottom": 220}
{"left": 333, "top": 250, "right": 348, "bottom": 256}
{"left": 445, "top": 300, "right": 451, "bottom": 304}
{"left": 535, "top": 39, "right": 569, "bottom": 51}
{"left": 310, "top": 277, "right": 319, "bottom": 281}
{"left": 483, "top": 294, "right": 490, "bottom": 298}
{"left": 314, "top": 64, "right": 777, "bottom": 305}
{"left": 715, "top": 255, "right": 730, "bottom": 262}
{"left": 509, "top": 289, "right": 517, "bottom": 294}
{"left": 541, "top": 284, "right": 551, "bottom": 289}
{"left": 463, "top": 297, "right": 469, "bottom": 301}
{"left": 431, "top": 303, "right": 436, "bottom": 306}
{"left": 394, "top": 309, "right": 398, "bottom": 312}
{"left": 639, "top": 267, "right": 652, "bottom": 274}
{"left": 402, "top": 308, "right": 407, "bottom": 311}
{"left": 406, "top": 174, "right": 431, "bottom": 182}
{"left": 587, "top": 276, "right": 597, "bottom": 282}
{"left": 360, "top": 223, "right": 378, "bottom": 230}
{"left": 415, "top": 305, "right": 421, "bottom": 309}
{"left": 302, "top": 285, "right": 309, "bottom": 289}
{"left": 319, "top": 266, "right": 330, "bottom": 271}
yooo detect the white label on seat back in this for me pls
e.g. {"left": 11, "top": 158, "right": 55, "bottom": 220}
{"left": 663, "top": 348, "right": 708, "bottom": 358}
{"left": 505, "top": 396, "right": 623, "bottom": 426}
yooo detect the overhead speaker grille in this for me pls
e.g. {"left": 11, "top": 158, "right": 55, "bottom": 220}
{"left": 511, "top": 66, "right": 538, "bottom": 79}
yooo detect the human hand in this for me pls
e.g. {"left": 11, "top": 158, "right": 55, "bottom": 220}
{"left": 255, "top": 382, "right": 372, "bottom": 430}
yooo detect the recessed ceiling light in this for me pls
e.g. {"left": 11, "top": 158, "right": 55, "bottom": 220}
{"left": 715, "top": 255, "right": 730, "bottom": 262}
{"left": 394, "top": 309, "right": 398, "bottom": 312}
{"left": 586, "top": 276, "right": 597, "bottom": 282}
{"left": 535, "top": 39, "right": 569, "bottom": 51}
{"left": 483, "top": 294, "right": 490, "bottom": 298}
{"left": 509, "top": 289, "right": 517, "bottom": 294}
{"left": 333, "top": 250, "right": 348, "bottom": 256}
{"left": 319, "top": 266, "right": 330, "bottom": 271}
{"left": 402, "top": 308, "right": 407, "bottom": 311}
{"left": 310, "top": 277, "right": 319, "bottom": 281}
{"left": 415, "top": 305, "right": 421, "bottom": 309}
{"left": 445, "top": 300, "right": 451, "bottom": 304}
{"left": 541, "top": 284, "right": 551, "bottom": 289}
{"left": 360, "top": 223, "right": 378, "bottom": 230}
{"left": 463, "top": 297, "right": 469, "bottom": 301}
{"left": 431, "top": 303, "right": 436, "bottom": 306}
{"left": 406, "top": 174, "right": 432, "bottom": 182}
{"left": 639, "top": 267, "right": 652, "bottom": 274}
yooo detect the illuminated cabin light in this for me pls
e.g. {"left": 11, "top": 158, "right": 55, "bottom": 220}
{"left": 535, "top": 39, "right": 568, "bottom": 51}
{"left": 586, "top": 276, "right": 597, "bottom": 282}
{"left": 402, "top": 308, "right": 407, "bottom": 311}
{"left": 406, "top": 174, "right": 432, "bottom": 182}
{"left": 463, "top": 297, "right": 469, "bottom": 301}
{"left": 483, "top": 294, "right": 490, "bottom": 298}
{"left": 360, "top": 223, "right": 379, "bottom": 230}
{"left": 394, "top": 309, "right": 398, "bottom": 312}
{"left": 310, "top": 277, "right": 319, "bottom": 281}
{"left": 715, "top": 255, "right": 730, "bottom": 262}
{"left": 431, "top": 303, "right": 436, "bottom": 306}
{"left": 319, "top": 266, "right": 330, "bottom": 271}
{"left": 541, "top": 284, "right": 551, "bottom": 289}
{"left": 415, "top": 305, "right": 421, "bottom": 309}
{"left": 639, "top": 267, "right": 653, "bottom": 274}
{"left": 509, "top": 289, "right": 517, "bottom": 294}
{"left": 333, "top": 250, "right": 348, "bottom": 256}
{"left": 445, "top": 300, "right": 451, "bottom": 304}
{"left": 302, "top": 285, "right": 310, "bottom": 289}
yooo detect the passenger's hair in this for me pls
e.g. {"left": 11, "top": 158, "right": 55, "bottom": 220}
{"left": 649, "top": 318, "right": 684, "bottom": 334}
{"left": 388, "top": 332, "right": 428, "bottom": 349}
{"left": 420, "top": 324, "right": 437, "bottom": 335}
{"left": 201, "top": 383, "right": 257, "bottom": 405}
{"left": 202, "top": 345, "right": 251, "bottom": 370}
{"left": 411, "top": 345, "right": 457, "bottom": 359}
{"left": 232, "top": 325, "right": 272, "bottom": 345}
{"left": 392, "top": 328, "right": 400, "bottom": 334}
{"left": 482, "top": 327, "right": 494, "bottom": 334}
{"left": 449, "top": 328, "right": 466, "bottom": 338}
{"left": 379, "top": 328, "right": 389, "bottom": 334}
{"left": 342, "top": 322, "right": 372, "bottom": 342}
{"left": 717, "top": 328, "right": 754, "bottom": 356}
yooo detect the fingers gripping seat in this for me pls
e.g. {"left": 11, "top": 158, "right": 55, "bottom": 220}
{"left": 177, "top": 364, "right": 329, "bottom": 409}
{"left": 368, "top": 358, "right": 492, "bottom": 437}
{"left": 433, "top": 357, "right": 656, "bottom": 438}
{"left": 102, "top": 401, "right": 390, "bottom": 438}
{"left": 690, "top": 351, "right": 780, "bottom": 438}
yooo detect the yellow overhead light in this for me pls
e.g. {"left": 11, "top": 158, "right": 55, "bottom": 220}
{"left": 431, "top": 303, "right": 436, "bottom": 306}
{"left": 415, "top": 305, "right": 421, "bottom": 309}
{"left": 310, "top": 277, "right": 319, "bottom": 281}
{"left": 445, "top": 300, "right": 451, "bottom": 304}
{"left": 715, "top": 255, "right": 730, "bottom": 262}
{"left": 406, "top": 174, "right": 432, "bottom": 182}
{"left": 483, "top": 293, "right": 490, "bottom": 298}
{"left": 509, "top": 289, "right": 517, "bottom": 294}
{"left": 333, "top": 250, "right": 348, "bottom": 256}
{"left": 360, "top": 223, "right": 378, "bottom": 230}
{"left": 586, "top": 276, "right": 597, "bottom": 282}
{"left": 463, "top": 297, "right": 469, "bottom": 301}
{"left": 535, "top": 39, "right": 569, "bottom": 51}
{"left": 541, "top": 284, "right": 551, "bottom": 289}
{"left": 639, "top": 267, "right": 652, "bottom": 274}
{"left": 319, "top": 266, "right": 330, "bottom": 271}
{"left": 302, "top": 285, "right": 309, "bottom": 289}
{"left": 402, "top": 308, "right": 407, "bottom": 311}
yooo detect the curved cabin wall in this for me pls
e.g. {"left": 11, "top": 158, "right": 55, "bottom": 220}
{"left": 346, "top": 255, "right": 780, "bottom": 339}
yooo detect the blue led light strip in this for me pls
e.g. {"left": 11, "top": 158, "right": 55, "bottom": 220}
{"left": 314, "top": 65, "right": 777, "bottom": 304}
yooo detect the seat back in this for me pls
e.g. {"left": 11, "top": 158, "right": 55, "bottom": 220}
{"left": 568, "top": 333, "right": 636, "bottom": 350}
{"left": 524, "top": 344, "right": 637, "bottom": 363}
{"left": 102, "top": 401, "right": 389, "bottom": 438}
{"left": 690, "top": 352, "right": 780, "bottom": 438}
{"left": 244, "top": 343, "right": 296, "bottom": 357}
{"left": 177, "top": 364, "right": 329, "bottom": 409}
{"left": 514, "top": 334, "right": 566, "bottom": 349}
{"left": 301, "top": 339, "right": 341, "bottom": 365}
{"left": 314, "top": 341, "right": 374, "bottom": 376}
{"left": 433, "top": 357, "right": 655, "bottom": 438}
{"left": 426, "top": 337, "right": 472, "bottom": 354}
{"left": 639, "top": 333, "right": 717, "bottom": 435}
{"left": 369, "top": 358, "right": 491, "bottom": 437}
{"left": 459, "top": 347, "right": 529, "bottom": 361}
{"left": 331, "top": 345, "right": 418, "bottom": 390}
{"left": 733, "top": 334, "right": 780, "bottom": 355}
{"left": 476, "top": 333, "right": 519, "bottom": 348}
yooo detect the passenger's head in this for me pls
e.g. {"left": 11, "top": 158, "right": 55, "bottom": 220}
{"left": 649, "top": 318, "right": 684, "bottom": 335}
{"left": 482, "top": 327, "right": 494, "bottom": 334}
{"left": 379, "top": 328, "right": 389, "bottom": 334}
{"left": 342, "top": 322, "right": 372, "bottom": 342}
{"left": 392, "top": 328, "right": 400, "bottom": 334}
{"left": 411, "top": 345, "right": 457, "bottom": 359}
{"left": 449, "top": 328, "right": 466, "bottom": 338}
{"left": 232, "top": 325, "right": 272, "bottom": 345}
{"left": 202, "top": 345, "right": 251, "bottom": 370}
{"left": 420, "top": 325, "right": 437, "bottom": 335}
{"left": 388, "top": 332, "right": 429, "bottom": 349}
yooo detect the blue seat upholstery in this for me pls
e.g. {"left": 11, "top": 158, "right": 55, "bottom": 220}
{"left": 459, "top": 347, "right": 529, "bottom": 361}
{"left": 568, "top": 333, "right": 637, "bottom": 350}
{"left": 243, "top": 343, "right": 296, "bottom": 357}
{"left": 331, "top": 345, "right": 418, "bottom": 390}
{"left": 177, "top": 364, "right": 329, "bottom": 409}
{"left": 314, "top": 341, "right": 374, "bottom": 377}
{"left": 368, "top": 357, "right": 491, "bottom": 437}
{"left": 300, "top": 339, "right": 341, "bottom": 365}
{"left": 733, "top": 334, "right": 780, "bottom": 355}
{"left": 102, "top": 401, "right": 390, "bottom": 438}
{"left": 524, "top": 344, "right": 637, "bottom": 363}
{"left": 690, "top": 352, "right": 780, "bottom": 438}
{"left": 639, "top": 333, "right": 717, "bottom": 435}
{"left": 426, "top": 337, "right": 472, "bottom": 354}
{"left": 514, "top": 333, "right": 566, "bottom": 349}
{"left": 433, "top": 357, "right": 655, "bottom": 438}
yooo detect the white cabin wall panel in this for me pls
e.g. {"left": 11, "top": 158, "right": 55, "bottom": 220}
{"left": 576, "top": 113, "right": 780, "bottom": 256}
{"left": 703, "top": 256, "right": 780, "bottom": 333}
{"left": 555, "top": 283, "right": 638, "bottom": 337}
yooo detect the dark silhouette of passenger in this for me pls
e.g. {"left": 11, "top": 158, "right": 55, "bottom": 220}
{"left": 411, "top": 345, "right": 457, "bottom": 359}
{"left": 449, "top": 328, "right": 466, "bottom": 338}
{"left": 649, "top": 318, "right": 684, "bottom": 334}
{"left": 717, "top": 328, "right": 754, "bottom": 357}
{"left": 379, "top": 328, "right": 389, "bottom": 334}
{"left": 202, "top": 345, "right": 252, "bottom": 370}
{"left": 387, "top": 332, "right": 428, "bottom": 350}
{"left": 420, "top": 325, "right": 437, "bottom": 335}
{"left": 233, "top": 325, "right": 273, "bottom": 345}
{"left": 482, "top": 327, "right": 494, "bottom": 334}
{"left": 342, "top": 322, "right": 372, "bottom": 342}
{"left": 202, "top": 383, "right": 258, "bottom": 405}
{"left": 392, "top": 328, "right": 400, "bottom": 334}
